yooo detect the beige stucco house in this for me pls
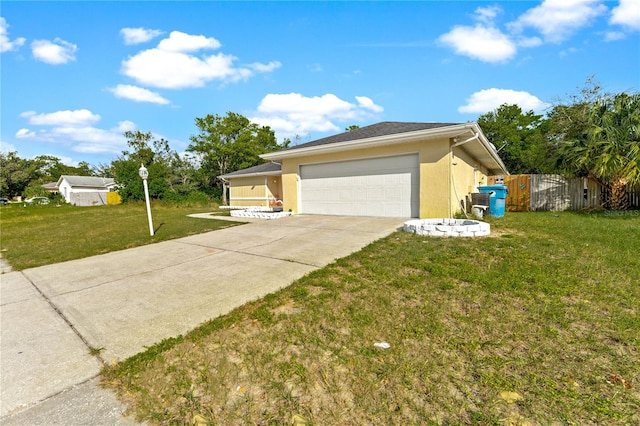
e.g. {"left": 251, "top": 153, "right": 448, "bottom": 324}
{"left": 219, "top": 162, "right": 283, "bottom": 208}
{"left": 220, "top": 121, "right": 508, "bottom": 218}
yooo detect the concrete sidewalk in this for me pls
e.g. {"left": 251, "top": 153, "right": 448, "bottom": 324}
{"left": 0, "top": 215, "right": 403, "bottom": 424}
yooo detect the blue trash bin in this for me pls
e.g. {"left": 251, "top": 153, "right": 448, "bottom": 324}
{"left": 478, "top": 185, "right": 508, "bottom": 217}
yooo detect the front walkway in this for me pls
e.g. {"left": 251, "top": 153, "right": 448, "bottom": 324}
{"left": 0, "top": 215, "right": 404, "bottom": 424}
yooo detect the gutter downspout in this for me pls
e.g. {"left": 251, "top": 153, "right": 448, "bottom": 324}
{"left": 449, "top": 130, "right": 479, "bottom": 218}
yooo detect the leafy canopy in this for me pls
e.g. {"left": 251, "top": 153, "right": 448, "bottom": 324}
{"left": 187, "top": 112, "right": 283, "bottom": 179}
{"left": 477, "top": 104, "right": 552, "bottom": 174}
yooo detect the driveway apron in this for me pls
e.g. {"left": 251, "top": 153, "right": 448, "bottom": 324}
{"left": 0, "top": 215, "right": 403, "bottom": 423}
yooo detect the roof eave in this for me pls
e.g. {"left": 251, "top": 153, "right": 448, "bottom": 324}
{"left": 260, "top": 124, "right": 472, "bottom": 161}
{"left": 260, "top": 122, "right": 509, "bottom": 175}
{"left": 466, "top": 123, "right": 510, "bottom": 176}
{"left": 219, "top": 170, "right": 281, "bottom": 179}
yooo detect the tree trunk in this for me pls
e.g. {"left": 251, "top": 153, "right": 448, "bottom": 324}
{"left": 222, "top": 180, "right": 228, "bottom": 206}
{"left": 609, "top": 177, "right": 629, "bottom": 210}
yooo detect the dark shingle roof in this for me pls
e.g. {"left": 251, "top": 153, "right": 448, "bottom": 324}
{"left": 221, "top": 162, "right": 281, "bottom": 178}
{"left": 283, "top": 122, "right": 461, "bottom": 151}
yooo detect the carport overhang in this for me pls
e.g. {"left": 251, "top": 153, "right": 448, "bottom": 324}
{"left": 261, "top": 122, "right": 509, "bottom": 176}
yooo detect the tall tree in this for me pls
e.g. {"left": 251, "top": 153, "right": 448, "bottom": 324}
{"left": 187, "top": 112, "right": 282, "bottom": 204}
{"left": 111, "top": 131, "right": 175, "bottom": 201}
{"left": 547, "top": 76, "right": 606, "bottom": 175}
{"left": 0, "top": 151, "right": 33, "bottom": 198}
{"left": 0, "top": 152, "right": 96, "bottom": 198}
{"left": 477, "top": 104, "right": 551, "bottom": 174}
{"left": 559, "top": 92, "right": 640, "bottom": 210}
{"left": 31, "top": 155, "right": 94, "bottom": 181}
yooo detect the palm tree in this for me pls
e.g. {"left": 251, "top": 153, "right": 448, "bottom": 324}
{"left": 561, "top": 93, "right": 640, "bottom": 210}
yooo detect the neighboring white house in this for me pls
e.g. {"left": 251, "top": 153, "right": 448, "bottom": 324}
{"left": 56, "top": 175, "right": 116, "bottom": 206}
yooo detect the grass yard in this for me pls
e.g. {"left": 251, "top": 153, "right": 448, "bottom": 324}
{"left": 102, "top": 212, "right": 640, "bottom": 425}
{"left": 0, "top": 202, "right": 239, "bottom": 270}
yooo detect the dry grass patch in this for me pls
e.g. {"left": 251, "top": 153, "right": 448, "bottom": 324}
{"left": 103, "top": 212, "right": 639, "bottom": 425}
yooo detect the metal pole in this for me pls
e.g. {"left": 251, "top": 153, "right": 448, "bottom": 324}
{"left": 142, "top": 178, "right": 154, "bottom": 236}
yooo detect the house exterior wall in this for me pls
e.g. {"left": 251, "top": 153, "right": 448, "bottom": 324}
{"left": 58, "top": 180, "right": 73, "bottom": 203}
{"left": 450, "top": 146, "right": 489, "bottom": 215}
{"left": 229, "top": 176, "right": 270, "bottom": 207}
{"left": 279, "top": 137, "right": 477, "bottom": 218}
{"left": 266, "top": 176, "right": 283, "bottom": 206}
{"left": 59, "top": 179, "right": 112, "bottom": 205}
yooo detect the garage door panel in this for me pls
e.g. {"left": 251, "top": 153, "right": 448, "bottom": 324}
{"left": 300, "top": 155, "right": 419, "bottom": 218}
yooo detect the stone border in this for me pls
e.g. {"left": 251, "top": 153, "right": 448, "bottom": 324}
{"left": 230, "top": 209, "right": 292, "bottom": 220}
{"left": 219, "top": 206, "right": 273, "bottom": 211}
{"left": 403, "top": 218, "right": 490, "bottom": 237}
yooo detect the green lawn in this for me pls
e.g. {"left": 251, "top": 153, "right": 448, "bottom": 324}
{"left": 102, "top": 211, "right": 640, "bottom": 425}
{"left": 0, "top": 202, "right": 239, "bottom": 270}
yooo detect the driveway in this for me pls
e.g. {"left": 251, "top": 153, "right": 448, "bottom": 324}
{"left": 0, "top": 215, "right": 404, "bottom": 424}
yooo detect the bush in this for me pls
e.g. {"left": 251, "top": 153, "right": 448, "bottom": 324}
{"left": 186, "top": 191, "right": 210, "bottom": 205}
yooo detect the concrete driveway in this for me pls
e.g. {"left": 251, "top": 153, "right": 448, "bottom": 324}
{"left": 0, "top": 215, "right": 404, "bottom": 424}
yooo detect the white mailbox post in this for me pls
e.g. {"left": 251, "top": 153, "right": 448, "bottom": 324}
{"left": 139, "top": 163, "right": 155, "bottom": 236}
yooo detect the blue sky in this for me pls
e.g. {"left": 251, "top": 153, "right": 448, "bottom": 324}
{"left": 1, "top": 0, "right": 639, "bottom": 167}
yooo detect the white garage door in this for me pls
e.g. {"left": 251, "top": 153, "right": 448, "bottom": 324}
{"left": 299, "top": 154, "right": 419, "bottom": 217}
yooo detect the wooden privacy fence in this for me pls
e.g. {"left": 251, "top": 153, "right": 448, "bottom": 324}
{"left": 488, "top": 174, "right": 640, "bottom": 212}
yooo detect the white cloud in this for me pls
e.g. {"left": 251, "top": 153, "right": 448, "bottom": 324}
{"left": 0, "top": 140, "right": 18, "bottom": 153}
{"left": 604, "top": 31, "right": 627, "bottom": 41}
{"left": 31, "top": 38, "right": 77, "bottom": 64}
{"left": 475, "top": 5, "right": 503, "bottom": 25}
{"left": 438, "top": 24, "right": 517, "bottom": 63}
{"left": 516, "top": 36, "right": 543, "bottom": 48}
{"left": 51, "top": 155, "right": 80, "bottom": 167}
{"left": 0, "top": 17, "right": 26, "bottom": 53}
{"left": 20, "top": 109, "right": 100, "bottom": 126}
{"left": 122, "top": 49, "right": 237, "bottom": 88}
{"left": 508, "top": 0, "right": 607, "bottom": 43}
{"left": 16, "top": 128, "right": 36, "bottom": 138}
{"left": 121, "top": 31, "right": 280, "bottom": 89}
{"left": 610, "top": 0, "right": 640, "bottom": 31}
{"left": 157, "top": 31, "right": 221, "bottom": 52}
{"left": 109, "top": 84, "right": 170, "bottom": 104}
{"left": 252, "top": 93, "right": 384, "bottom": 139}
{"left": 113, "top": 120, "right": 137, "bottom": 133}
{"left": 459, "top": 88, "right": 551, "bottom": 114}
{"left": 248, "top": 61, "right": 282, "bottom": 73}
{"left": 356, "top": 96, "right": 384, "bottom": 113}
{"left": 120, "top": 27, "right": 164, "bottom": 45}
{"left": 439, "top": 1, "right": 612, "bottom": 62}
{"left": 16, "top": 109, "right": 132, "bottom": 155}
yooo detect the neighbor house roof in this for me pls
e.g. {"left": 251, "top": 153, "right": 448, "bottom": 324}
{"left": 219, "top": 162, "right": 282, "bottom": 179}
{"left": 42, "top": 182, "right": 58, "bottom": 191}
{"left": 261, "top": 121, "right": 509, "bottom": 175}
{"left": 56, "top": 175, "right": 115, "bottom": 188}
